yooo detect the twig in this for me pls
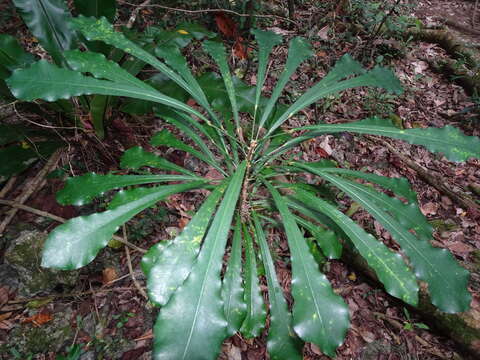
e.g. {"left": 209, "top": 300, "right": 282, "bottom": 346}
{"left": 0, "top": 149, "right": 62, "bottom": 236}
{"left": 0, "top": 199, "right": 147, "bottom": 253}
{"left": 123, "top": 225, "right": 149, "bottom": 300}
{"left": 6, "top": 286, "right": 141, "bottom": 305}
{"left": 372, "top": 137, "right": 480, "bottom": 219}
{"left": 126, "top": 0, "right": 151, "bottom": 29}
{"left": 0, "top": 176, "right": 17, "bottom": 199}
{"left": 117, "top": 0, "right": 298, "bottom": 26}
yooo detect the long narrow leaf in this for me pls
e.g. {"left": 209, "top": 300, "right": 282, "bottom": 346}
{"left": 312, "top": 171, "right": 471, "bottom": 313}
{"left": 153, "top": 162, "right": 246, "bottom": 360}
{"left": 257, "top": 37, "right": 313, "bottom": 132}
{"left": 265, "top": 180, "right": 349, "bottom": 357}
{"left": 240, "top": 223, "right": 266, "bottom": 338}
{"left": 298, "top": 117, "right": 480, "bottom": 162}
{"left": 253, "top": 213, "right": 303, "bottom": 360}
{"left": 42, "top": 182, "right": 203, "bottom": 270}
{"left": 143, "top": 183, "right": 226, "bottom": 306}
{"left": 251, "top": 30, "right": 282, "bottom": 122}
{"left": 292, "top": 187, "right": 419, "bottom": 307}
{"left": 6, "top": 61, "right": 210, "bottom": 123}
{"left": 222, "top": 218, "right": 247, "bottom": 335}
{"left": 57, "top": 173, "right": 204, "bottom": 206}
{"left": 13, "top": 0, "right": 77, "bottom": 65}
{"left": 120, "top": 146, "right": 196, "bottom": 177}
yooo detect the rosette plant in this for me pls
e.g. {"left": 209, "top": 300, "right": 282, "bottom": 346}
{"left": 7, "top": 16, "right": 480, "bottom": 359}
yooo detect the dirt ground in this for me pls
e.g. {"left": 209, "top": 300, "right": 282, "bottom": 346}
{"left": 0, "top": 0, "right": 479, "bottom": 359}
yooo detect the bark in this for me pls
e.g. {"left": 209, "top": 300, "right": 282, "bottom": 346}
{"left": 405, "top": 28, "right": 478, "bottom": 70}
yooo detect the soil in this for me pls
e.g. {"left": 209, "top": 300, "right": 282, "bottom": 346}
{"left": 0, "top": 0, "right": 479, "bottom": 359}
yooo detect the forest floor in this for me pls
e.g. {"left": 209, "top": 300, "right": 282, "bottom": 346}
{"left": 0, "top": 0, "right": 479, "bottom": 359}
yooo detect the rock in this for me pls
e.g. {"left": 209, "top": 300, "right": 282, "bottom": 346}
{"left": 3, "top": 230, "right": 78, "bottom": 296}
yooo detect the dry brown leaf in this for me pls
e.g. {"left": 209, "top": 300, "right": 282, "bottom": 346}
{"left": 102, "top": 267, "right": 118, "bottom": 284}
{"left": 22, "top": 312, "right": 53, "bottom": 326}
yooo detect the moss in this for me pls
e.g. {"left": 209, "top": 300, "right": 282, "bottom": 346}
{"left": 4, "top": 231, "right": 78, "bottom": 296}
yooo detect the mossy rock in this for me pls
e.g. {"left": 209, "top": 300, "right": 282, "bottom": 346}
{"left": 4, "top": 230, "right": 78, "bottom": 296}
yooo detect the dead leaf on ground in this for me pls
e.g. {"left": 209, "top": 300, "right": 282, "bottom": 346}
{"left": 103, "top": 267, "right": 118, "bottom": 284}
{"left": 22, "top": 312, "right": 53, "bottom": 326}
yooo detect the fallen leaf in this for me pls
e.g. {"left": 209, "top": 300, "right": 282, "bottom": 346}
{"left": 318, "top": 25, "right": 330, "bottom": 41}
{"left": 420, "top": 202, "right": 438, "bottom": 216}
{"left": 0, "top": 312, "right": 12, "bottom": 322}
{"left": 215, "top": 13, "right": 237, "bottom": 38}
{"left": 23, "top": 312, "right": 53, "bottom": 326}
{"left": 446, "top": 242, "right": 474, "bottom": 253}
{"left": 103, "top": 267, "right": 118, "bottom": 284}
{"left": 178, "top": 217, "right": 189, "bottom": 230}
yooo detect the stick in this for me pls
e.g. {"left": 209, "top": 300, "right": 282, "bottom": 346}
{"left": 126, "top": 0, "right": 151, "bottom": 29}
{"left": 118, "top": 0, "right": 298, "bottom": 26}
{"left": 123, "top": 225, "right": 148, "bottom": 300}
{"left": 371, "top": 137, "right": 480, "bottom": 219}
{"left": 0, "top": 149, "right": 62, "bottom": 235}
{"left": 0, "top": 176, "right": 17, "bottom": 199}
{"left": 0, "top": 199, "right": 147, "bottom": 253}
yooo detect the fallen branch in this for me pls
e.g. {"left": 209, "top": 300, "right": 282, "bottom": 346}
{"left": 405, "top": 28, "right": 478, "bottom": 70}
{"left": 0, "top": 149, "right": 62, "bottom": 236}
{"left": 0, "top": 199, "right": 147, "bottom": 253}
{"left": 123, "top": 225, "right": 149, "bottom": 300}
{"left": 372, "top": 137, "right": 480, "bottom": 219}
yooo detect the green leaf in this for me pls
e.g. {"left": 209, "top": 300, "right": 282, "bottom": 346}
{"left": 265, "top": 180, "right": 349, "bottom": 357}
{"left": 6, "top": 60, "right": 208, "bottom": 123}
{"left": 13, "top": 0, "right": 77, "bottom": 65}
{"left": 64, "top": 49, "right": 152, "bottom": 89}
{"left": 144, "top": 184, "right": 226, "bottom": 306}
{"left": 251, "top": 30, "right": 282, "bottom": 121}
{"left": 0, "top": 34, "right": 35, "bottom": 71}
{"left": 299, "top": 117, "right": 480, "bottom": 162}
{"left": 74, "top": 0, "right": 116, "bottom": 22}
{"left": 292, "top": 186, "right": 419, "bottom": 307}
{"left": 120, "top": 146, "right": 196, "bottom": 176}
{"left": 253, "top": 214, "right": 303, "bottom": 360}
{"left": 42, "top": 182, "right": 203, "bottom": 270}
{"left": 56, "top": 173, "right": 203, "bottom": 206}
{"left": 312, "top": 171, "right": 471, "bottom": 313}
{"left": 294, "top": 165, "right": 417, "bottom": 203}
{"left": 257, "top": 37, "right": 313, "bottom": 132}
{"left": 296, "top": 217, "right": 342, "bottom": 259}
{"left": 70, "top": 16, "right": 211, "bottom": 112}
{"left": 222, "top": 218, "right": 247, "bottom": 335}
{"left": 150, "top": 129, "right": 224, "bottom": 173}
{"left": 153, "top": 162, "right": 246, "bottom": 360}
{"left": 265, "top": 64, "right": 402, "bottom": 137}
{"left": 203, "top": 40, "right": 241, "bottom": 132}
{"left": 240, "top": 223, "right": 266, "bottom": 338}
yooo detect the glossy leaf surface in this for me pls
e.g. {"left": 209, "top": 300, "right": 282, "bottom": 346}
{"left": 144, "top": 184, "right": 226, "bottom": 306}
{"left": 300, "top": 117, "right": 480, "bottom": 162}
{"left": 120, "top": 146, "right": 196, "bottom": 176}
{"left": 253, "top": 214, "right": 303, "bottom": 360}
{"left": 42, "top": 182, "right": 202, "bottom": 270}
{"left": 153, "top": 162, "right": 246, "bottom": 360}
{"left": 292, "top": 186, "right": 419, "bottom": 306}
{"left": 314, "top": 172, "right": 471, "bottom": 313}
{"left": 57, "top": 173, "right": 202, "bottom": 206}
{"left": 265, "top": 181, "right": 349, "bottom": 357}
{"left": 13, "top": 0, "right": 77, "bottom": 65}
{"left": 222, "top": 219, "right": 246, "bottom": 335}
{"left": 240, "top": 224, "right": 266, "bottom": 338}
